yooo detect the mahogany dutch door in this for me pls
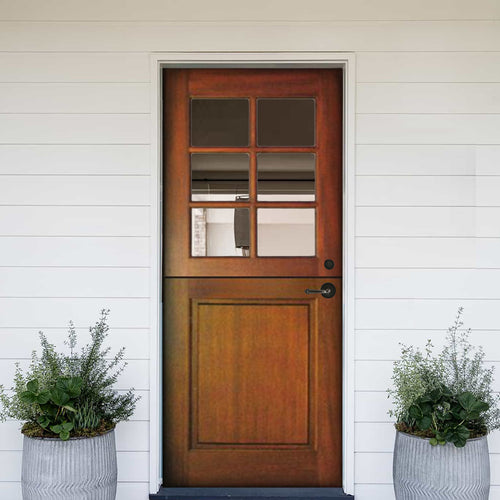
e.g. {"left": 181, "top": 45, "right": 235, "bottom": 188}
{"left": 163, "top": 69, "right": 343, "bottom": 486}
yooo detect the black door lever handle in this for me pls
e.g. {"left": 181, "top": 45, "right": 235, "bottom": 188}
{"left": 305, "top": 282, "right": 336, "bottom": 298}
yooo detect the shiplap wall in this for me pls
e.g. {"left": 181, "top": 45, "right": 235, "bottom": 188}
{"left": 0, "top": 1, "right": 499, "bottom": 499}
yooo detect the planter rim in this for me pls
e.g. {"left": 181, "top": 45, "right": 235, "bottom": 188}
{"left": 396, "top": 429, "right": 488, "bottom": 443}
{"left": 22, "top": 428, "right": 115, "bottom": 442}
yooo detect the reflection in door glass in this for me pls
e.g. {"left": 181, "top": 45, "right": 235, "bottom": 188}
{"left": 257, "top": 98, "right": 315, "bottom": 147}
{"left": 257, "top": 153, "right": 315, "bottom": 201}
{"left": 192, "top": 208, "right": 250, "bottom": 257}
{"left": 257, "top": 208, "right": 315, "bottom": 256}
{"left": 191, "top": 154, "right": 249, "bottom": 201}
{"left": 191, "top": 99, "right": 249, "bottom": 147}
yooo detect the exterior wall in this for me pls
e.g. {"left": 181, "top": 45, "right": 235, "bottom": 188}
{"left": 0, "top": 1, "right": 499, "bottom": 499}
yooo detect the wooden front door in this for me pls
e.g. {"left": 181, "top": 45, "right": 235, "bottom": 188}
{"left": 163, "top": 69, "right": 343, "bottom": 487}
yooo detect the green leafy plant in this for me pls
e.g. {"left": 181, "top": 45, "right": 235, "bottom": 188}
{"left": 0, "top": 310, "right": 139, "bottom": 440}
{"left": 388, "top": 308, "right": 500, "bottom": 447}
{"left": 407, "top": 385, "right": 488, "bottom": 447}
{"left": 20, "top": 376, "right": 82, "bottom": 440}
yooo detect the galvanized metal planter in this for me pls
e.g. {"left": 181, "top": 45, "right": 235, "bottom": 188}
{"left": 22, "top": 430, "right": 117, "bottom": 500}
{"left": 393, "top": 430, "right": 490, "bottom": 500}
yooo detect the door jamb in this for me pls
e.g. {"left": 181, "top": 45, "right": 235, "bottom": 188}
{"left": 149, "top": 52, "right": 356, "bottom": 495}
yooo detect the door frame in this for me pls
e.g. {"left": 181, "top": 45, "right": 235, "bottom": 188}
{"left": 148, "top": 52, "right": 356, "bottom": 495}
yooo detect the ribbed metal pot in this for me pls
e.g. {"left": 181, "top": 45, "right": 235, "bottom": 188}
{"left": 22, "top": 430, "right": 117, "bottom": 500}
{"left": 393, "top": 430, "right": 490, "bottom": 500}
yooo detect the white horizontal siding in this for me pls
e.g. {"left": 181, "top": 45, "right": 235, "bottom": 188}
{"left": 357, "top": 52, "right": 500, "bottom": 82}
{"left": 357, "top": 299, "right": 500, "bottom": 330}
{"left": 358, "top": 237, "right": 500, "bottom": 268}
{"left": 357, "top": 114, "right": 500, "bottom": 144}
{"left": 354, "top": 392, "right": 392, "bottom": 422}
{"left": 357, "top": 176, "right": 500, "bottom": 207}
{"left": 357, "top": 207, "right": 500, "bottom": 237}
{"left": 0, "top": 329, "right": 150, "bottom": 359}
{"left": 0, "top": 206, "right": 149, "bottom": 236}
{"left": 355, "top": 423, "right": 395, "bottom": 453}
{"left": 0, "top": 452, "right": 22, "bottom": 481}
{"left": 356, "top": 269, "right": 500, "bottom": 299}
{"left": 0, "top": 83, "right": 150, "bottom": 113}
{"left": 117, "top": 451, "right": 149, "bottom": 482}
{"left": 0, "top": 4, "right": 498, "bottom": 500}
{"left": 0, "top": 12, "right": 156, "bottom": 496}
{"left": 0, "top": 22, "right": 499, "bottom": 52}
{"left": 0, "top": 176, "right": 149, "bottom": 205}
{"left": 0, "top": 268, "right": 149, "bottom": 297}
{"left": 356, "top": 83, "right": 500, "bottom": 114}
{"left": 355, "top": 330, "right": 500, "bottom": 361}
{"left": 354, "top": 485, "right": 395, "bottom": 500}
{"left": 0, "top": 145, "right": 150, "bottom": 175}
{"left": 0, "top": 53, "right": 150, "bottom": 83}
{"left": 356, "top": 237, "right": 480, "bottom": 268}
{"left": 358, "top": 83, "right": 500, "bottom": 114}
{"left": 116, "top": 483, "right": 151, "bottom": 500}
{"left": 357, "top": 145, "right": 500, "bottom": 175}
{"left": 1, "top": 0, "right": 499, "bottom": 21}
{"left": 0, "top": 298, "right": 149, "bottom": 328}
{"left": 0, "top": 114, "right": 149, "bottom": 144}
{"left": 0, "top": 484, "right": 22, "bottom": 500}
{"left": 355, "top": 453, "right": 393, "bottom": 484}
{"left": 0, "top": 237, "right": 149, "bottom": 267}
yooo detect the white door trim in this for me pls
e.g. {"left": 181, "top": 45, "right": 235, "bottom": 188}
{"left": 149, "top": 51, "right": 356, "bottom": 495}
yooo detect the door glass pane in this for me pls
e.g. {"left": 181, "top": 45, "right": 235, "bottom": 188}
{"left": 257, "top": 208, "right": 315, "bottom": 256}
{"left": 192, "top": 208, "right": 250, "bottom": 257}
{"left": 191, "top": 99, "right": 249, "bottom": 147}
{"left": 257, "top": 153, "right": 315, "bottom": 201}
{"left": 191, "top": 153, "right": 249, "bottom": 201}
{"left": 257, "top": 98, "right": 315, "bottom": 147}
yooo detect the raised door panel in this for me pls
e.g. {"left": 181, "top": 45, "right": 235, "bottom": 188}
{"left": 194, "top": 302, "right": 311, "bottom": 446}
{"left": 163, "top": 278, "right": 342, "bottom": 486}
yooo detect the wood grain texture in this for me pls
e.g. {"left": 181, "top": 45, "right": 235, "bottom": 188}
{"left": 195, "top": 302, "right": 310, "bottom": 445}
{"left": 163, "top": 278, "right": 342, "bottom": 486}
{"left": 163, "top": 69, "right": 343, "bottom": 486}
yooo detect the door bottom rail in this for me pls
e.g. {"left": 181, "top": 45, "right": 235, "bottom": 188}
{"left": 150, "top": 487, "right": 354, "bottom": 500}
